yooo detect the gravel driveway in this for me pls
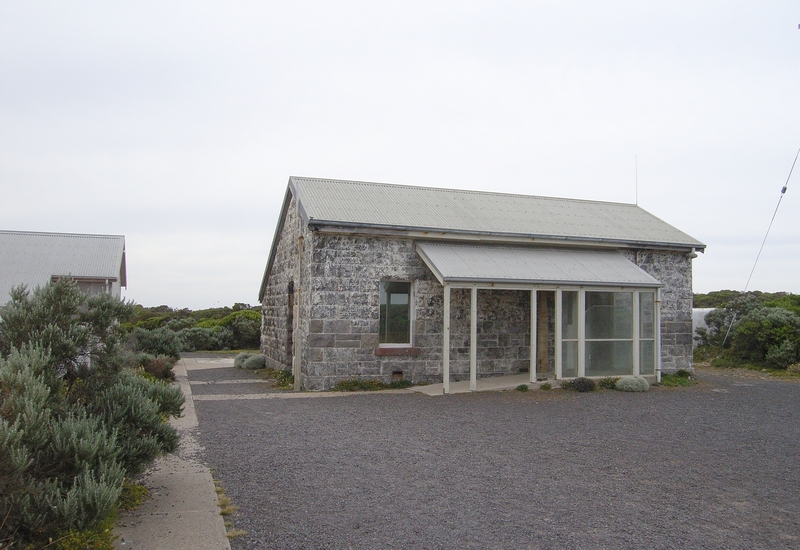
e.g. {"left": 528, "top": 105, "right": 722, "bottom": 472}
{"left": 192, "top": 369, "right": 800, "bottom": 549}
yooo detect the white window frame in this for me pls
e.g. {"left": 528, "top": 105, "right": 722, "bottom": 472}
{"left": 378, "top": 280, "right": 415, "bottom": 348}
{"left": 553, "top": 286, "right": 659, "bottom": 380}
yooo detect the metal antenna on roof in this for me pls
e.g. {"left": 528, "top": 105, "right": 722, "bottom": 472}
{"left": 721, "top": 146, "right": 800, "bottom": 347}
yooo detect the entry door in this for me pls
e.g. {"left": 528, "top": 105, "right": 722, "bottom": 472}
{"left": 536, "top": 291, "right": 555, "bottom": 379}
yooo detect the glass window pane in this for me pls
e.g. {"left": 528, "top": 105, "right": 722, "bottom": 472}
{"left": 562, "top": 291, "right": 578, "bottom": 340}
{"left": 586, "top": 292, "right": 632, "bottom": 339}
{"left": 562, "top": 341, "right": 578, "bottom": 378}
{"left": 639, "top": 340, "right": 655, "bottom": 375}
{"left": 640, "top": 292, "right": 655, "bottom": 339}
{"left": 586, "top": 341, "right": 633, "bottom": 376}
{"left": 380, "top": 282, "right": 411, "bottom": 343}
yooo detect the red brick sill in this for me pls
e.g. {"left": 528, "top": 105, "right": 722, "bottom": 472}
{"left": 373, "top": 347, "right": 421, "bottom": 357}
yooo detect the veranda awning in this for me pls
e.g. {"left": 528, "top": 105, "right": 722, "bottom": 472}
{"left": 415, "top": 242, "right": 661, "bottom": 288}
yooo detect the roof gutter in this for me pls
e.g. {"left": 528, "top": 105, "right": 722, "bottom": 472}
{"left": 308, "top": 220, "right": 706, "bottom": 253}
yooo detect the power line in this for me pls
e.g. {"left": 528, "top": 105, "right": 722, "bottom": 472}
{"left": 721, "top": 147, "right": 800, "bottom": 347}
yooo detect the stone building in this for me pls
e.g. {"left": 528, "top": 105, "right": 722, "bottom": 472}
{"left": 258, "top": 177, "right": 705, "bottom": 391}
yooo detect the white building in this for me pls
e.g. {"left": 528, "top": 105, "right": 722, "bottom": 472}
{"left": 0, "top": 230, "right": 127, "bottom": 304}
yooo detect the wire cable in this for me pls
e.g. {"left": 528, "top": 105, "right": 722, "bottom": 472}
{"left": 721, "top": 147, "right": 799, "bottom": 347}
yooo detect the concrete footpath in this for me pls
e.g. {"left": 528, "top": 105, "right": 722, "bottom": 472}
{"left": 114, "top": 358, "right": 231, "bottom": 550}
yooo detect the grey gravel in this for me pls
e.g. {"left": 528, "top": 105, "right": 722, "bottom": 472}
{"left": 192, "top": 369, "right": 800, "bottom": 549}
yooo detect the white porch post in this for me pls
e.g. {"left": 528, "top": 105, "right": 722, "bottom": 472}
{"left": 633, "top": 291, "right": 641, "bottom": 376}
{"left": 470, "top": 285, "right": 478, "bottom": 392}
{"left": 530, "top": 289, "right": 537, "bottom": 383}
{"left": 443, "top": 284, "right": 451, "bottom": 394}
{"left": 578, "top": 289, "right": 586, "bottom": 378}
{"left": 655, "top": 287, "right": 662, "bottom": 383}
{"left": 555, "top": 289, "right": 562, "bottom": 379}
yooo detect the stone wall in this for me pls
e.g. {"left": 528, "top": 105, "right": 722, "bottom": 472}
{"left": 262, "top": 202, "right": 696, "bottom": 388}
{"left": 260, "top": 196, "right": 303, "bottom": 372}
{"left": 623, "top": 249, "right": 695, "bottom": 373}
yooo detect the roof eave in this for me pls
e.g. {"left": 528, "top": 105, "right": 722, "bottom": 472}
{"left": 308, "top": 219, "right": 706, "bottom": 253}
{"left": 258, "top": 184, "right": 295, "bottom": 303}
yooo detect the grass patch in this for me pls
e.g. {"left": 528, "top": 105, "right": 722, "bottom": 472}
{"left": 117, "top": 480, "right": 150, "bottom": 511}
{"left": 226, "top": 528, "right": 247, "bottom": 539}
{"left": 660, "top": 369, "right": 696, "bottom": 387}
{"left": 52, "top": 516, "right": 117, "bottom": 550}
{"left": 333, "top": 378, "right": 414, "bottom": 391}
{"left": 253, "top": 368, "right": 294, "bottom": 388}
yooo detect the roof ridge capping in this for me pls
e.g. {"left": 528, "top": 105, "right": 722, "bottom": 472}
{"left": 289, "top": 176, "right": 640, "bottom": 207}
{"left": 0, "top": 230, "right": 125, "bottom": 239}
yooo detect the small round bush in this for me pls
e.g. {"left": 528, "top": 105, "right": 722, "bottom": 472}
{"left": 674, "top": 369, "right": 692, "bottom": 378}
{"left": 234, "top": 352, "right": 252, "bottom": 369}
{"left": 615, "top": 377, "right": 650, "bottom": 392}
{"left": 241, "top": 354, "right": 266, "bottom": 370}
{"left": 598, "top": 376, "right": 620, "bottom": 390}
{"left": 572, "top": 377, "right": 596, "bottom": 392}
{"left": 539, "top": 382, "right": 552, "bottom": 390}
{"left": 515, "top": 384, "right": 530, "bottom": 392}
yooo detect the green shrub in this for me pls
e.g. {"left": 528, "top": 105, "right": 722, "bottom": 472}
{"left": 515, "top": 384, "right": 530, "bottom": 392}
{"left": 274, "top": 369, "right": 294, "bottom": 388}
{"left": 136, "top": 315, "right": 170, "bottom": 330}
{"left": 598, "top": 377, "right": 620, "bottom": 389}
{"left": 241, "top": 354, "right": 266, "bottom": 370}
{"left": 388, "top": 379, "right": 413, "bottom": 389}
{"left": 615, "top": 377, "right": 650, "bottom": 392}
{"left": 0, "top": 347, "right": 125, "bottom": 545}
{"left": 195, "top": 318, "right": 223, "bottom": 329}
{"left": 0, "top": 281, "right": 183, "bottom": 547}
{"left": 82, "top": 371, "right": 181, "bottom": 477}
{"left": 132, "top": 327, "right": 181, "bottom": 359}
{"left": 218, "top": 310, "right": 261, "bottom": 349}
{"left": 139, "top": 354, "right": 177, "bottom": 381}
{"left": 765, "top": 339, "right": 797, "bottom": 369}
{"left": 540, "top": 382, "right": 552, "bottom": 390}
{"left": 178, "top": 326, "right": 233, "bottom": 352}
{"left": 234, "top": 352, "right": 252, "bottom": 369}
{"left": 563, "top": 377, "right": 596, "bottom": 392}
{"left": 674, "top": 369, "right": 692, "bottom": 378}
{"left": 730, "top": 308, "right": 800, "bottom": 364}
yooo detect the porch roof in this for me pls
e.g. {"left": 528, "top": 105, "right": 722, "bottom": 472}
{"left": 415, "top": 243, "right": 662, "bottom": 288}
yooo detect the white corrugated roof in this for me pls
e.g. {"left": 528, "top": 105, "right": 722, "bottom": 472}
{"left": 289, "top": 177, "right": 705, "bottom": 250}
{"left": 0, "top": 231, "right": 126, "bottom": 304}
{"left": 416, "top": 242, "right": 661, "bottom": 287}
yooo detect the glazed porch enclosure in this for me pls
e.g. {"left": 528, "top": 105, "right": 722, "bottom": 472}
{"left": 416, "top": 243, "right": 662, "bottom": 393}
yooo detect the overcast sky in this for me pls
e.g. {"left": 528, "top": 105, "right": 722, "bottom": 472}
{"left": 1, "top": 2, "right": 798, "bottom": 310}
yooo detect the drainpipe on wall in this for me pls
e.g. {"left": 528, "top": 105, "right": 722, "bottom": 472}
{"left": 293, "top": 235, "right": 303, "bottom": 391}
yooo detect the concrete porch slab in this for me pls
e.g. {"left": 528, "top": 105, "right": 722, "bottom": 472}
{"left": 410, "top": 373, "right": 537, "bottom": 396}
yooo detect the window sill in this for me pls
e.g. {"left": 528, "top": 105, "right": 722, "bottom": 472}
{"left": 374, "top": 347, "right": 421, "bottom": 357}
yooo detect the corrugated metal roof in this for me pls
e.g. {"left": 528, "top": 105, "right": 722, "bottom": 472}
{"left": 290, "top": 177, "right": 705, "bottom": 250}
{"left": 0, "top": 231, "right": 126, "bottom": 304}
{"left": 416, "top": 242, "right": 661, "bottom": 287}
